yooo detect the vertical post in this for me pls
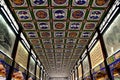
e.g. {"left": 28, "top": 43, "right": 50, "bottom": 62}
{"left": 45, "top": 74, "right": 47, "bottom": 80}
{"left": 76, "top": 66, "right": 79, "bottom": 80}
{"left": 70, "top": 74, "right": 72, "bottom": 80}
{"left": 42, "top": 70, "right": 44, "bottom": 80}
{"left": 44, "top": 72, "right": 46, "bottom": 80}
{"left": 26, "top": 45, "right": 32, "bottom": 80}
{"left": 86, "top": 46, "right": 93, "bottom": 80}
{"left": 7, "top": 29, "right": 21, "bottom": 80}
{"left": 80, "top": 59, "right": 84, "bottom": 80}
{"left": 34, "top": 61, "right": 37, "bottom": 80}
{"left": 39, "top": 67, "right": 41, "bottom": 80}
{"left": 97, "top": 29, "right": 113, "bottom": 80}
{"left": 73, "top": 70, "right": 75, "bottom": 80}
{"left": 41, "top": 68, "right": 43, "bottom": 80}
{"left": 43, "top": 71, "right": 45, "bottom": 80}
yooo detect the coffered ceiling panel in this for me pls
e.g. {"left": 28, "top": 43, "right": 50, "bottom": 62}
{"left": 8, "top": 0, "right": 112, "bottom": 77}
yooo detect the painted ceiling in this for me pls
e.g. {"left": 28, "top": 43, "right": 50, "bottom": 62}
{"left": 7, "top": 0, "right": 112, "bottom": 77}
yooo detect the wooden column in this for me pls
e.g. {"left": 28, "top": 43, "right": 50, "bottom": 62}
{"left": 97, "top": 29, "right": 113, "bottom": 80}
{"left": 41, "top": 68, "right": 43, "bottom": 80}
{"left": 34, "top": 61, "right": 37, "bottom": 80}
{"left": 87, "top": 46, "right": 93, "bottom": 80}
{"left": 39, "top": 67, "right": 42, "bottom": 80}
{"left": 76, "top": 66, "right": 79, "bottom": 80}
{"left": 26, "top": 45, "right": 32, "bottom": 80}
{"left": 7, "top": 29, "right": 22, "bottom": 80}
{"left": 80, "top": 58, "right": 84, "bottom": 80}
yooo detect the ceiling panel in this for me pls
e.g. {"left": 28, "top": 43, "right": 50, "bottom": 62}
{"left": 8, "top": 0, "right": 112, "bottom": 77}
